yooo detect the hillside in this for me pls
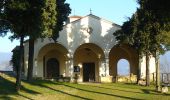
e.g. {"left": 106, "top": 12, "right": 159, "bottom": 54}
{"left": 160, "top": 51, "right": 170, "bottom": 73}
{"left": 0, "top": 73, "right": 170, "bottom": 99}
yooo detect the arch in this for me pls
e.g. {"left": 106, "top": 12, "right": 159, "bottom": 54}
{"left": 38, "top": 43, "right": 68, "bottom": 59}
{"left": 117, "top": 59, "right": 130, "bottom": 76}
{"left": 73, "top": 43, "right": 105, "bottom": 58}
{"left": 37, "top": 43, "right": 68, "bottom": 78}
{"left": 46, "top": 58, "right": 59, "bottom": 78}
{"left": 74, "top": 43, "right": 105, "bottom": 82}
{"left": 109, "top": 44, "right": 139, "bottom": 77}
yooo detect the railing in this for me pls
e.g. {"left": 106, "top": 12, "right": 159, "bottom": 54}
{"left": 161, "top": 73, "right": 170, "bottom": 84}
{"left": 115, "top": 73, "right": 137, "bottom": 83}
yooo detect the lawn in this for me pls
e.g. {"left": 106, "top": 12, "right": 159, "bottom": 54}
{"left": 0, "top": 73, "right": 170, "bottom": 100}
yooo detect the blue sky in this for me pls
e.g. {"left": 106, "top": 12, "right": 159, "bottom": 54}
{"left": 66, "top": 0, "right": 138, "bottom": 25}
{"left": 117, "top": 59, "right": 130, "bottom": 76}
{"left": 0, "top": 0, "right": 139, "bottom": 53}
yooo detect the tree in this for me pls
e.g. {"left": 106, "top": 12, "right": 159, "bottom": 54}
{"left": 114, "top": 8, "right": 162, "bottom": 86}
{"left": 114, "top": 13, "right": 145, "bottom": 84}
{"left": 0, "top": 0, "right": 10, "bottom": 37}
{"left": 52, "top": 0, "right": 71, "bottom": 41}
{"left": 137, "top": 0, "right": 170, "bottom": 91}
{"left": 3, "top": 0, "right": 30, "bottom": 91}
{"left": 27, "top": 0, "right": 71, "bottom": 81}
{"left": 27, "top": 0, "right": 57, "bottom": 81}
{"left": 1, "top": 0, "right": 61, "bottom": 91}
{"left": 114, "top": 0, "right": 170, "bottom": 89}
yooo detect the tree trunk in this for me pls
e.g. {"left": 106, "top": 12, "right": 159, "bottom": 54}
{"left": 16, "top": 36, "right": 24, "bottom": 91}
{"left": 27, "top": 37, "right": 34, "bottom": 81}
{"left": 146, "top": 51, "right": 150, "bottom": 86}
{"left": 137, "top": 54, "right": 142, "bottom": 84}
{"left": 155, "top": 50, "right": 161, "bottom": 91}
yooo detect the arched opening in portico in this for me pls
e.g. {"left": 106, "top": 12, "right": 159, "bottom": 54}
{"left": 109, "top": 44, "right": 139, "bottom": 82}
{"left": 74, "top": 43, "right": 105, "bottom": 82}
{"left": 117, "top": 59, "right": 130, "bottom": 76}
{"left": 37, "top": 43, "right": 68, "bottom": 78}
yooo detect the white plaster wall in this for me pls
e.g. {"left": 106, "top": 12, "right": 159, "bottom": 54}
{"left": 24, "top": 14, "right": 157, "bottom": 81}
{"left": 24, "top": 42, "right": 29, "bottom": 76}
{"left": 24, "top": 14, "right": 121, "bottom": 78}
{"left": 140, "top": 55, "right": 156, "bottom": 79}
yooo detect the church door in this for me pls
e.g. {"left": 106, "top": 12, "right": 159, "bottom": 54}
{"left": 46, "top": 58, "right": 59, "bottom": 78}
{"left": 83, "top": 63, "right": 95, "bottom": 82}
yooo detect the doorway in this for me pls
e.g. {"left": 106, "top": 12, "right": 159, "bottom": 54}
{"left": 46, "top": 58, "right": 59, "bottom": 78}
{"left": 83, "top": 63, "right": 95, "bottom": 82}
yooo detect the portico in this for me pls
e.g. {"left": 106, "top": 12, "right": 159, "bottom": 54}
{"left": 23, "top": 14, "right": 156, "bottom": 83}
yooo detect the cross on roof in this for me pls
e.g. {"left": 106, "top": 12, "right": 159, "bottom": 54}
{"left": 90, "top": 8, "right": 92, "bottom": 14}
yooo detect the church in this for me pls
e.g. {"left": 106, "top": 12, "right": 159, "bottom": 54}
{"left": 23, "top": 14, "right": 156, "bottom": 83}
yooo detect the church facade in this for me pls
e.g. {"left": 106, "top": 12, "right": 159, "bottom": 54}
{"left": 23, "top": 14, "right": 156, "bottom": 82}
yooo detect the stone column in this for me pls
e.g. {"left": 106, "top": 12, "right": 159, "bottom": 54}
{"left": 65, "top": 60, "right": 69, "bottom": 77}
{"left": 156, "top": 51, "right": 161, "bottom": 91}
{"left": 69, "top": 57, "right": 74, "bottom": 77}
{"left": 105, "top": 57, "right": 109, "bottom": 76}
{"left": 99, "top": 59, "right": 103, "bottom": 77}
{"left": 98, "top": 55, "right": 103, "bottom": 82}
{"left": 67, "top": 53, "right": 74, "bottom": 82}
{"left": 100, "top": 57, "right": 112, "bottom": 83}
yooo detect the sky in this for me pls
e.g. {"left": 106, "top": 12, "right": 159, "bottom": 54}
{"left": 0, "top": 0, "right": 139, "bottom": 53}
{"left": 117, "top": 59, "right": 130, "bottom": 76}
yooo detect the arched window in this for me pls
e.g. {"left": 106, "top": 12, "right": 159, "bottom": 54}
{"left": 117, "top": 59, "right": 130, "bottom": 76}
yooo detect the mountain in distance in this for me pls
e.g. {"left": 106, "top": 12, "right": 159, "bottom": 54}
{"left": 0, "top": 52, "right": 13, "bottom": 71}
{"left": 160, "top": 51, "right": 170, "bottom": 73}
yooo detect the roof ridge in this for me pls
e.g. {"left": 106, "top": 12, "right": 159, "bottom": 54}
{"left": 65, "top": 14, "right": 121, "bottom": 28}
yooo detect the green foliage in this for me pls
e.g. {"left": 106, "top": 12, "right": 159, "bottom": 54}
{"left": 1, "top": 0, "right": 61, "bottom": 90}
{"left": 4, "top": 0, "right": 29, "bottom": 39}
{"left": 27, "top": 0, "right": 71, "bottom": 81}
{"left": 41, "top": 0, "right": 57, "bottom": 37}
{"left": 25, "top": 0, "right": 44, "bottom": 38}
{"left": 52, "top": 0, "right": 71, "bottom": 41}
{"left": 138, "top": 0, "right": 170, "bottom": 26}
{"left": 0, "top": 19, "right": 10, "bottom": 37}
{"left": 114, "top": 13, "right": 142, "bottom": 54}
{"left": 114, "top": 0, "right": 170, "bottom": 56}
{"left": 114, "top": 14, "right": 139, "bottom": 47}
{"left": 0, "top": 0, "right": 10, "bottom": 37}
{"left": 1, "top": 0, "right": 71, "bottom": 40}
{"left": 114, "top": 0, "right": 170, "bottom": 87}
{"left": 137, "top": 0, "right": 170, "bottom": 54}
{"left": 1, "top": 0, "right": 58, "bottom": 39}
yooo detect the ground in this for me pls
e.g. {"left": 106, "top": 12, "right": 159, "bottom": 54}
{"left": 0, "top": 73, "right": 170, "bottom": 100}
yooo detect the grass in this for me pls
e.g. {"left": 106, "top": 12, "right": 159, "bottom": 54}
{"left": 0, "top": 73, "right": 170, "bottom": 100}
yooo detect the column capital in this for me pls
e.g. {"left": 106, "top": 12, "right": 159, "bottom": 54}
{"left": 67, "top": 53, "right": 73, "bottom": 59}
{"left": 105, "top": 57, "right": 109, "bottom": 59}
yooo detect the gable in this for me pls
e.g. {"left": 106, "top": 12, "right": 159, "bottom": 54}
{"left": 66, "top": 14, "right": 121, "bottom": 29}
